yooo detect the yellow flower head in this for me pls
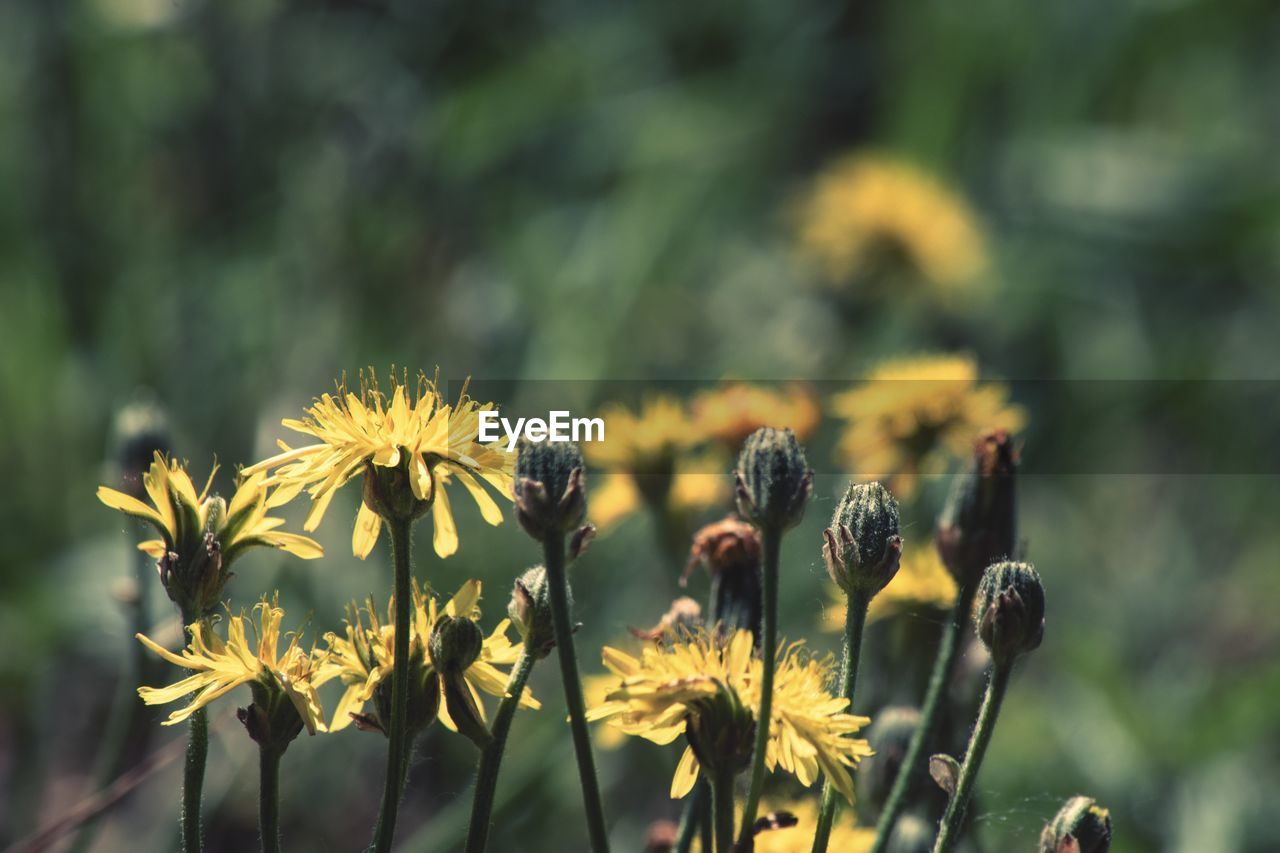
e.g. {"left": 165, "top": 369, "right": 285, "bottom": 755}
{"left": 584, "top": 396, "right": 700, "bottom": 471}
{"left": 830, "top": 354, "right": 1025, "bottom": 496}
{"left": 797, "top": 153, "right": 987, "bottom": 289}
{"left": 825, "top": 544, "right": 958, "bottom": 631}
{"left": 750, "top": 797, "right": 874, "bottom": 853}
{"left": 243, "top": 370, "right": 513, "bottom": 559}
{"left": 590, "top": 457, "right": 729, "bottom": 533}
{"left": 98, "top": 453, "right": 322, "bottom": 615}
{"left": 692, "top": 383, "right": 821, "bottom": 450}
{"left": 316, "top": 580, "right": 537, "bottom": 735}
{"left": 136, "top": 595, "right": 327, "bottom": 735}
{"left": 588, "top": 630, "right": 872, "bottom": 802}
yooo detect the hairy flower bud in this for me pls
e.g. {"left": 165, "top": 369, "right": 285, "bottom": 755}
{"left": 858, "top": 706, "right": 921, "bottom": 812}
{"left": 509, "top": 566, "right": 557, "bottom": 659}
{"left": 1039, "top": 796, "right": 1112, "bottom": 853}
{"left": 429, "top": 615, "right": 490, "bottom": 748}
{"left": 514, "top": 439, "right": 588, "bottom": 539}
{"left": 936, "top": 430, "right": 1018, "bottom": 589}
{"left": 824, "top": 482, "right": 903, "bottom": 597}
{"left": 734, "top": 427, "right": 812, "bottom": 531}
{"left": 975, "top": 561, "right": 1044, "bottom": 664}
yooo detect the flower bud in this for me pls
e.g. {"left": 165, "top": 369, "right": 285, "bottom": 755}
{"left": 858, "top": 706, "right": 920, "bottom": 813}
{"left": 429, "top": 615, "right": 485, "bottom": 672}
{"left": 734, "top": 427, "right": 812, "bottom": 531}
{"left": 936, "top": 431, "right": 1018, "bottom": 589}
{"left": 514, "top": 439, "right": 588, "bottom": 539}
{"left": 683, "top": 517, "right": 763, "bottom": 640}
{"left": 1039, "top": 796, "right": 1112, "bottom": 853}
{"left": 824, "top": 482, "right": 903, "bottom": 597}
{"left": 975, "top": 561, "right": 1044, "bottom": 665}
{"left": 509, "top": 566, "right": 557, "bottom": 659}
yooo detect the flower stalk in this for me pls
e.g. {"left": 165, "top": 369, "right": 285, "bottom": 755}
{"left": 710, "top": 767, "right": 736, "bottom": 853}
{"left": 737, "top": 522, "right": 779, "bottom": 842}
{"left": 258, "top": 746, "right": 282, "bottom": 853}
{"left": 372, "top": 516, "right": 415, "bottom": 853}
{"left": 811, "top": 587, "right": 870, "bottom": 852}
{"left": 465, "top": 646, "right": 537, "bottom": 853}
{"left": 180, "top": 612, "right": 208, "bottom": 853}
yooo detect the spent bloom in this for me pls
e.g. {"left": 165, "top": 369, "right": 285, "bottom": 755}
{"left": 796, "top": 153, "right": 987, "bottom": 290}
{"left": 316, "top": 580, "right": 537, "bottom": 737}
{"left": 830, "top": 354, "right": 1025, "bottom": 497}
{"left": 587, "top": 629, "right": 872, "bottom": 802}
{"left": 243, "top": 370, "right": 512, "bottom": 559}
{"left": 135, "top": 596, "right": 327, "bottom": 736}
{"left": 98, "top": 452, "right": 322, "bottom": 617}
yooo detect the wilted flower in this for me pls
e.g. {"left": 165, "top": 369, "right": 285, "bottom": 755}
{"left": 587, "top": 630, "right": 872, "bottom": 802}
{"left": 975, "top": 561, "right": 1045, "bottom": 665}
{"left": 684, "top": 516, "right": 762, "bottom": 637}
{"left": 136, "top": 596, "right": 326, "bottom": 741}
{"left": 316, "top": 580, "right": 537, "bottom": 737}
{"left": 936, "top": 430, "right": 1018, "bottom": 588}
{"left": 1039, "top": 796, "right": 1112, "bottom": 853}
{"left": 796, "top": 153, "right": 987, "bottom": 290}
{"left": 824, "top": 482, "right": 903, "bottom": 597}
{"left": 735, "top": 427, "right": 812, "bottom": 531}
{"left": 830, "top": 355, "right": 1024, "bottom": 497}
{"left": 692, "top": 383, "right": 820, "bottom": 450}
{"left": 243, "top": 370, "right": 512, "bottom": 559}
{"left": 98, "top": 453, "right": 322, "bottom": 618}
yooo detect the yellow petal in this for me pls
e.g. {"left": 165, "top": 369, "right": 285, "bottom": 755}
{"left": 670, "top": 746, "right": 701, "bottom": 798}
{"left": 431, "top": 486, "right": 459, "bottom": 558}
{"left": 352, "top": 503, "right": 382, "bottom": 560}
{"left": 96, "top": 486, "right": 166, "bottom": 530}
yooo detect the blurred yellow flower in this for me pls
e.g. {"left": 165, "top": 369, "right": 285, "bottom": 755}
{"left": 587, "top": 630, "right": 872, "bottom": 802}
{"left": 751, "top": 797, "right": 874, "bottom": 853}
{"left": 243, "top": 371, "right": 512, "bottom": 559}
{"left": 316, "top": 580, "right": 537, "bottom": 734}
{"left": 692, "top": 383, "right": 821, "bottom": 449}
{"left": 797, "top": 153, "right": 987, "bottom": 289}
{"left": 825, "top": 545, "right": 958, "bottom": 631}
{"left": 831, "top": 354, "right": 1025, "bottom": 496}
{"left": 136, "top": 596, "right": 327, "bottom": 734}
{"left": 591, "top": 460, "right": 728, "bottom": 532}
{"left": 584, "top": 396, "right": 700, "bottom": 470}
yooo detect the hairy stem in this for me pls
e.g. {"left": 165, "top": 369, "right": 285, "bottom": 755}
{"left": 465, "top": 647, "right": 537, "bottom": 853}
{"left": 179, "top": 609, "right": 207, "bottom": 853}
{"left": 711, "top": 768, "right": 736, "bottom": 853}
{"left": 933, "top": 663, "right": 1012, "bottom": 853}
{"left": 871, "top": 583, "right": 976, "bottom": 852}
{"left": 543, "top": 533, "right": 610, "bottom": 852}
{"left": 372, "top": 517, "right": 414, "bottom": 853}
{"left": 738, "top": 525, "right": 780, "bottom": 843}
{"left": 811, "top": 589, "right": 870, "bottom": 852}
{"left": 258, "top": 747, "right": 282, "bottom": 853}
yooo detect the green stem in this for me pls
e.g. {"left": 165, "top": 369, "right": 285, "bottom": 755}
{"left": 737, "top": 524, "right": 780, "bottom": 844}
{"left": 258, "top": 747, "right": 282, "bottom": 853}
{"left": 180, "top": 611, "right": 207, "bottom": 853}
{"left": 372, "top": 517, "right": 414, "bottom": 853}
{"left": 870, "top": 583, "right": 976, "bottom": 853}
{"left": 711, "top": 768, "right": 736, "bottom": 853}
{"left": 811, "top": 589, "right": 871, "bottom": 853}
{"left": 933, "top": 663, "right": 1012, "bottom": 853}
{"left": 465, "top": 647, "right": 537, "bottom": 853}
{"left": 673, "top": 779, "right": 708, "bottom": 853}
{"left": 542, "top": 533, "right": 610, "bottom": 852}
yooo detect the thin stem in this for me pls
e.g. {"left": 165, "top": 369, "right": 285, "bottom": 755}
{"left": 710, "top": 769, "right": 736, "bottom": 853}
{"left": 465, "top": 647, "right": 537, "bottom": 853}
{"left": 673, "top": 779, "right": 708, "bottom": 853}
{"left": 179, "top": 610, "right": 207, "bottom": 853}
{"left": 258, "top": 747, "right": 282, "bottom": 853}
{"left": 542, "top": 533, "right": 610, "bottom": 853}
{"left": 698, "top": 790, "right": 713, "bottom": 853}
{"left": 373, "top": 516, "right": 414, "bottom": 853}
{"left": 933, "top": 663, "right": 1012, "bottom": 853}
{"left": 870, "top": 583, "right": 976, "bottom": 853}
{"left": 811, "top": 589, "right": 870, "bottom": 853}
{"left": 737, "top": 524, "right": 780, "bottom": 843}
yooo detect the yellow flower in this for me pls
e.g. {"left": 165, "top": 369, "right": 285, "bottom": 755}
{"left": 243, "top": 371, "right": 512, "bottom": 559}
{"left": 692, "top": 383, "right": 821, "bottom": 449}
{"left": 587, "top": 630, "right": 872, "bottom": 802}
{"left": 97, "top": 453, "right": 322, "bottom": 616}
{"left": 591, "top": 461, "right": 729, "bottom": 532}
{"left": 751, "top": 797, "right": 874, "bottom": 853}
{"left": 824, "top": 545, "right": 958, "bottom": 631}
{"left": 797, "top": 153, "right": 987, "bottom": 289}
{"left": 136, "top": 596, "right": 327, "bottom": 734}
{"left": 316, "top": 580, "right": 537, "bottom": 734}
{"left": 830, "top": 354, "right": 1025, "bottom": 496}
{"left": 584, "top": 396, "right": 701, "bottom": 470}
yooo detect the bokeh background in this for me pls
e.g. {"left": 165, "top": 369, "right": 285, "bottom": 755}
{"left": 3, "top": 0, "right": 1280, "bottom": 851}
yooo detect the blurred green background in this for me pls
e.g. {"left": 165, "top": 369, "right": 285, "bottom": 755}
{"left": 2, "top": 0, "right": 1280, "bottom": 851}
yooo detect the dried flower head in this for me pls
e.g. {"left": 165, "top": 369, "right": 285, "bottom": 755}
{"left": 587, "top": 630, "right": 872, "bottom": 802}
{"left": 937, "top": 430, "right": 1019, "bottom": 589}
{"left": 98, "top": 453, "right": 322, "bottom": 618}
{"left": 243, "top": 370, "right": 512, "bottom": 559}
{"left": 830, "top": 355, "right": 1024, "bottom": 497}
